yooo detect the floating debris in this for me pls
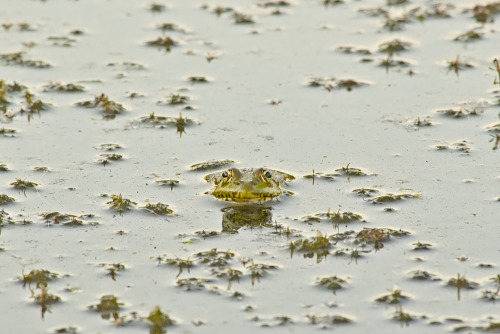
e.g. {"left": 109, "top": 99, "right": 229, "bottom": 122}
{"left": 0, "top": 51, "right": 51, "bottom": 68}
{"left": 88, "top": 294, "right": 124, "bottom": 321}
{"left": 147, "top": 306, "right": 175, "bottom": 334}
{"left": 0, "top": 194, "right": 15, "bottom": 205}
{"left": 99, "top": 263, "right": 126, "bottom": 281}
{"left": 290, "top": 231, "right": 333, "bottom": 263}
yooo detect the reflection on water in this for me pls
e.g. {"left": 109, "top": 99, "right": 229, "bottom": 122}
{"left": 221, "top": 205, "right": 273, "bottom": 233}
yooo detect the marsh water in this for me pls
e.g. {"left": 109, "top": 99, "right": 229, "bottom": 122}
{"left": 1, "top": 0, "right": 500, "bottom": 333}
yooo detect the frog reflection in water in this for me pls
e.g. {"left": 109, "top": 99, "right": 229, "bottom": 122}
{"left": 205, "top": 168, "right": 295, "bottom": 232}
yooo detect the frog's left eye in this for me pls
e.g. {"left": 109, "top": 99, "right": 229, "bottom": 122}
{"left": 222, "top": 171, "right": 229, "bottom": 178}
{"left": 264, "top": 170, "right": 272, "bottom": 178}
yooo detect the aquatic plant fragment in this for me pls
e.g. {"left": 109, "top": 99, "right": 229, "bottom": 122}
{"left": 337, "top": 45, "right": 371, "bottom": 55}
{"left": 0, "top": 127, "right": 17, "bottom": 137}
{"left": 370, "top": 192, "right": 420, "bottom": 204}
{"left": 316, "top": 276, "right": 347, "bottom": 293}
{"left": 412, "top": 241, "right": 432, "bottom": 250}
{"left": 0, "top": 194, "right": 15, "bottom": 205}
{"left": 334, "top": 163, "right": 370, "bottom": 176}
{"left": 233, "top": 12, "right": 255, "bottom": 24}
{"left": 447, "top": 55, "right": 474, "bottom": 75}
{"left": 99, "top": 263, "right": 126, "bottom": 281}
{"left": 76, "top": 94, "right": 125, "bottom": 119}
{"left": 88, "top": 294, "right": 124, "bottom": 320}
{"left": 141, "top": 202, "right": 174, "bottom": 215}
{"left": 447, "top": 274, "right": 479, "bottom": 300}
{"left": 378, "top": 39, "right": 412, "bottom": 55}
{"left": 43, "top": 82, "right": 85, "bottom": 92}
{"left": 436, "top": 108, "right": 481, "bottom": 118}
{"left": 155, "top": 179, "right": 179, "bottom": 190}
{"left": 392, "top": 305, "right": 414, "bottom": 326}
{"left": 375, "top": 289, "right": 409, "bottom": 304}
{"left": 147, "top": 306, "right": 175, "bottom": 334}
{"left": 176, "top": 277, "right": 213, "bottom": 291}
{"left": 9, "top": 178, "right": 38, "bottom": 195}
{"left": 454, "top": 29, "right": 484, "bottom": 42}
{"left": 289, "top": 231, "right": 333, "bottom": 263}
{"left": 408, "top": 270, "right": 440, "bottom": 281}
{"left": 190, "top": 159, "right": 235, "bottom": 171}
{"left": 306, "top": 314, "right": 352, "bottom": 327}
{"left": 352, "top": 187, "right": 379, "bottom": 197}
{"left": 194, "top": 248, "right": 235, "bottom": 267}
{"left": 97, "top": 153, "right": 123, "bottom": 166}
{"left": 106, "top": 194, "right": 137, "bottom": 213}
{"left": 0, "top": 51, "right": 51, "bottom": 68}
{"left": 20, "top": 269, "right": 59, "bottom": 288}
{"left": 33, "top": 283, "right": 61, "bottom": 319}
{"left": 248, "top": 262, "right": 278, "bottom": 285}
{"left": 160, "top": 257, "right": 194, "bottom": 277}
{"left": 187, "top": 76, "right": 209, "bottom": 84}
{"left": 0, "top": 163, "right": 8, "bottom": 171}
{"left": 149, "top": 2, "right": 166, "bottom": 13}
{"left": 146, "top": 36, "right": 179, "bottom": 52}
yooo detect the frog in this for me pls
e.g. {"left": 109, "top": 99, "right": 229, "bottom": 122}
{"left": 204, "top": 167, "right": 295, "bottom": 202}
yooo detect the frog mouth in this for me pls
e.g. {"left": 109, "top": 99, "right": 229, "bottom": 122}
{"left": 211, "top": 189, "right": 280, "bottom": 202}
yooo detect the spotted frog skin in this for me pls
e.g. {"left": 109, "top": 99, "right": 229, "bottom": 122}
{"left": 205, "top": 168, "right": 294, "bottom": 202}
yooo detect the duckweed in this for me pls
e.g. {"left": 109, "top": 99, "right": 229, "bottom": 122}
{"left": 316, "top": 276, "right": 347, "bottom": 292}
{"left": 190, "top": 159, "right": 235, "bottom": 171}
{"left": 106, "top": 194, "right": 137, "bottom": 213}
{"left": 141, "top": 202, "right": 174, "bottom": 215}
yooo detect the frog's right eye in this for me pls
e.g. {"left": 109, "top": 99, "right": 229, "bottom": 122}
{"left": 222, "top": 171, "right": 229, "bottom": 178}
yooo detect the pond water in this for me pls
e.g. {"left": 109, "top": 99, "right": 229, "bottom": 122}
{"left": 1, "top": 0, "right": 499, "bottom": 333}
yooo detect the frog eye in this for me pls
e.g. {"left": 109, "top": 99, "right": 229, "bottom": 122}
{"left": 222, "top": 171, "right": 229, "bottom": 178}
{"left": 264, "top": 170, "right": 272, "bottom": 178}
